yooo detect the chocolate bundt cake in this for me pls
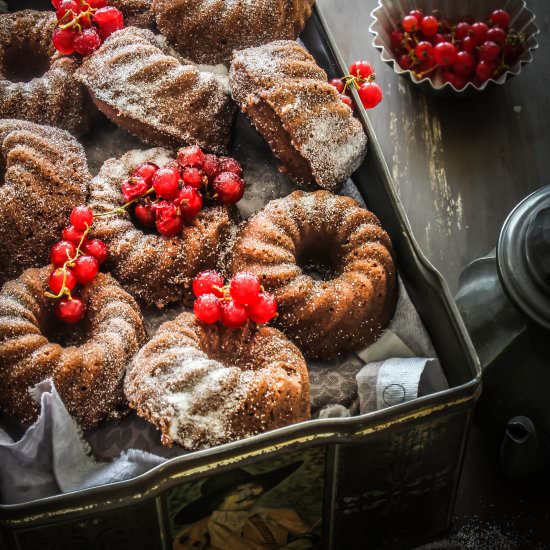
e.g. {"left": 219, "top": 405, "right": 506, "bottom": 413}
{"left": 229, "top": 190, "right": 397, "bottom": 359}
{"left": 230, "top": 41, "right": 367, "bottom": 191}
{"left": 89, "top": 148, "right": 232, "bottom": 308}
{"left": 125, "top": 312, "right": 310, "bottom": 450}
{"left": 0, "top": 119, "right": 90, "bottom": 284}
{"left": 152, "top": 0, "right": 315, "bottom": 64}
{"left": 0, "top": 267, "right": 146, "bottom": 428}
{"left": 76, "top": 27, "right": 235, "bottom": 154}
{"left": 111, "top": 0, "right": 154, "bottom": 27}
{"left": 0, "top": 10, "right": 95, "bottom": 135}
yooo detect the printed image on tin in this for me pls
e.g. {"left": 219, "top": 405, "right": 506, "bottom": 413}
{"left": 166, "top": 447, "right": 325, "bottom": 549}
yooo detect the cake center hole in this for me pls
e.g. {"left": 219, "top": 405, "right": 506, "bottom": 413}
{"left": 41, "top": 310, "right": 88, "bottom": 348}
{"left": 2, "top": 43, "right": 50, "bottom": 83}
{"left": 297, "top": 247, "right": 338, "bottom": 281}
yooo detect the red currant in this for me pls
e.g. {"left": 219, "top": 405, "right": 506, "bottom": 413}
{"left": 442, "top": 70, "right": 467, "bottom": 90}
{"left": 50, "top": 241, "right": 77, "bottom": 267}
{"left": 213, "top": 172, "right": 245, "bottom": 204}
{"left": 408, "top": 10, "right": 423, "bottom": 25}
{"left": 487, "top": 27, "right": 507, "bottom": 47}
{"left": 174, "top": 186, "right": 203, "bottom": 220}
{"left": 93, "top": 7, "right": 124, "bottom": 39}
{"left": 193, "top": 294, "right": 222, "bottom": 324}
{"left": 132, "top": 162, "right": 158, "bottom": 185}
{"left": 431, "top": 33, "right": 446, "bottom": 45}
{"left": 177, "top": 145, "right": 205, "bottom": 168}
{"left": 134, "top": 202, "right": 156, "bottom": 228}
{"left": 398, "top": 54, "right": 413, "bottom": 70}
{"left": 73, "top": 255, "right": 99, "bottom": 285}
{"left": 70, "top": 206, "right": 93, "bottom": 231}
{"left": 152, "top": 166, "right": 180, "bottom": 200}
{"left": 433, "top": 42, "right": 457, "bottom": 67}
{"left": 479, "top": 41, "right": 501, "bottom": 62}
{"left": 420, "top": 15, "right": 439, "bottom": 37}
{"left": 55, "top": 297, "right": 86, "bottom": 323}
{"left": 181, "top": 167, "right": 206, "bottom": 189}
{"left": 471, "top": 22, "right": 488, "bottom": 44}
{"left": 462, "top": 35, "right": 477, "bottom": 53}
{"left": 329, "top": 78, "right": 344, "bottom": 93}
{"left": 193, "top": 270, "right": 225, "bottom": 298}
{"left": 504, "top": 43, "right": 524, "bottom": 64}
{"left": 453, "top": 51, "right": 475, "bottom": 76}
{"left": 348, "top": 61, "right": 374, "bottom": 80}
{"left": 219, "top": 157, "right": 243, "bottom": 177}
{"left": 229, "top": 272, "right": 261, "bottom": 305}
{"left": 247, "top": 292, "right": 277, "bottom": 324}
{"left": 358, "top": 82, "right": 383, "bottom": 109}
{"left": 339, "top": 94, "right": 354, "bottom": 109}
{"left": 62, "top": 225, "right": 88, "bottom": 246}
{"left": 220, "top": 300, "right": 248, "bottom": 329}
{"left": 414, "top": 41, "right": 433, "bottom": 62}
{"left": 49, "top": 267, "right": 77, "bottom": 294}
{"left": 74, "top": 28, "right": 101, "bottom": 56}
{"left": 489, "top": 9, "right": 511, "bottom": 30}
{"left": 52, "top": 28, "right": 76, "bottom": 55}
{"left": 455, "top": 22, "right": 471, "bottom": 41}
{"left": 82, "top": 239, "right": 109, "bottom": 265}
{"left": 154, "top": 201, "right": 183, "bottom": 237}
{"left": 401, "top": 14, "right": 419, "bottom": 33}
{"left": 390, "top": 30, "right": 406, "bottom": 52}
{"left": 121, "top": 176, "right": 149, "bottom": 202}
{"left": 202, "top": 154, "right": 222, "bottom": 181}
{"left": 88, "top": 0, "right": 107, "bottom": 7}
{"left": 56, "top": 0, "right": 79, "bottom": 22}
{"left": 475, "top": 60, "right": 495, "bottom": 81}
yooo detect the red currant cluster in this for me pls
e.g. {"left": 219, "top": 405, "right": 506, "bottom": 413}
{"left": 392, "top": 9, "right": 526, "bottom": 89}
{"left": 121, "top": 146, "right": 245, "bottom": 238}
{"left": 47, "top": 206, "right": 109, "bottom": 323}
{"left": 329, "top": 60, "right": 383, "bottom": 111}
{"left": 192, "top": 271, "right": 277, "bottom": 329}
{"left": 51, "top": 0, "right": 124, "bottom": 56}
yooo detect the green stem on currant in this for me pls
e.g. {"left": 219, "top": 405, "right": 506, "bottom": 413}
{"left": 95, "top": 187, "right": 155, "bottom": 218}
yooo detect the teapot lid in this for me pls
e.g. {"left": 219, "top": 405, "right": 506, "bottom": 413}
{"left": 497, "top": 185, "right": 550, "bottom": 330}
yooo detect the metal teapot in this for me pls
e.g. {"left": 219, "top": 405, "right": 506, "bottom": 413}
{"left": 455, "top": 185, "right": 550, "bottom": 478}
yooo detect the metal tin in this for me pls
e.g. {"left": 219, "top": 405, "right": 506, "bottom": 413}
{"left": 0, "top": 4, "right": 481, "bottom": 549}
{"left": 369, "top": 0, "right": 539, "bottom": 98}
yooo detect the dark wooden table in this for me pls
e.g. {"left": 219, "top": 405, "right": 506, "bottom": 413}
{"left": 317, "top": 0, "right": 550, "bottom": 547}
{"left": 318, "top": 0, "right": 548, "bottom": 293}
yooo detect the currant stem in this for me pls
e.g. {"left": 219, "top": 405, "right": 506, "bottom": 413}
{"left": 95, "top": 187, "right": 155, "bottom": 218}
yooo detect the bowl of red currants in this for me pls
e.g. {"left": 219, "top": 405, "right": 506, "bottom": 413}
{"left": 369, "top": 0, "right": 539, "bottom": 96}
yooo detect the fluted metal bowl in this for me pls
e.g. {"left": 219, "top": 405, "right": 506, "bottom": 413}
{"left": 369, "top": 0, "right": 539, "bottom": 97}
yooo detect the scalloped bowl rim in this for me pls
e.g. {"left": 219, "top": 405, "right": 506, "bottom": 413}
{"left": 369, "top": 0, "right": 540, "bottom": 94}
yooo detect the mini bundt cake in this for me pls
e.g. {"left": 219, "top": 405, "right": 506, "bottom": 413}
{"left": 0, "top": 119, "right": 90, "bottom": 285}
{"left": 111, "top": 0, "right": 154, "bottom": 27}
{"left": 125, "top": 312, "right": 310, "bottom": 450}
{"left": 0, "top": 267, "right": 147, "bottom": 428}
{"left": 230, "top": 41, "right": 367, "bottom": 191}
{"left": 152, "top": 0, "right": 315, "bottom": 64}
{"left": 89, "top": 148, "right": 232, "bottom": 308}
{"left": 0, "top": 10, "right": 95, "bottom": 135}
{"left": 229, "top": 190, "right": 397, "bottom": 359}
{"left": 76, "top": 26, "right": 235, "bottom": 154}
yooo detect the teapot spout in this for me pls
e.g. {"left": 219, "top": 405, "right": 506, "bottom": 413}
{"left": 499, "top": 416, "right": 549, "bottom": 479}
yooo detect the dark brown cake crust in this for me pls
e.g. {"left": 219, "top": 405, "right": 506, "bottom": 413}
{"left": 230, "top": 41, "right": 368, "bottom": 191}
{"left": 0, "top": 267, "right": 147, "bottom": 428}
{"left": 0, "top": 119, "right": 90, "bottom": 285}
{"left": 76, "top": 26, "right": 235, "bottom": 154}
{"left": 229, "top": 190, "right": 397, "bottom": 359}
{"left": 0, "top": 10, "right": 95, "bottom": 135}
{"left": 152, "top": 0, "right": 315, "bottom": 64}
{"left": 88, "top": 148, "right": 233, "bottom": 308}
{"left": 124, "top": 312, "right": 310, "bottom": 450}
